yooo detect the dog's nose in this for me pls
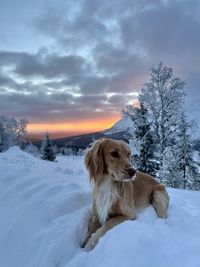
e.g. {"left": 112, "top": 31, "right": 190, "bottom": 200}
{"left": 127, "top": 168, "right": 136, "bottom": 177}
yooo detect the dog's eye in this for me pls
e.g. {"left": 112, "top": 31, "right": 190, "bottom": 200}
{"left": 110, "top": 151, "right": 119, "bottom": 158}
{"left": 127, "top": 153, "right": 131, "bottom": 158}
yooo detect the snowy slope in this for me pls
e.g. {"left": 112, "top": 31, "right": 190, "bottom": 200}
{"left": 0, "top": 148, "right": 200, "bottom": 267}
{"left": 104, "top": 116, "right": 134, "bottom": 135}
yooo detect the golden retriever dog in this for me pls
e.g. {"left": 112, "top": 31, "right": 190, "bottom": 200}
{"left": 83, "top": 138, "right": 169, "bottom": 250}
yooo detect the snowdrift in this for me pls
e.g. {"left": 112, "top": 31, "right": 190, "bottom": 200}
{"left": 0, "top": 147, "right": 200, "bottom": 267}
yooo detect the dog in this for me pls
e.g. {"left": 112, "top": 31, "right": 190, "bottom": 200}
{"left": 83, "top": 138, "right": 169, "bottom": 250}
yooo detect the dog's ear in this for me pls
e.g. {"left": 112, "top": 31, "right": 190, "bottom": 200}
{"left": 85, "top": 139, "right": 105, "bottom": 185}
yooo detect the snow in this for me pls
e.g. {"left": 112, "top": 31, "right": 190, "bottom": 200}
{"left": 105, "top": 116, "right": 134, "bottom": 135}
{"left": 1, "top": 147, "right": 200, "bottom": 267}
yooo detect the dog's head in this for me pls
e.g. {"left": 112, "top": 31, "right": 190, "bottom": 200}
{"left": 85, "top": 138, "right": 137, "bottom": 185}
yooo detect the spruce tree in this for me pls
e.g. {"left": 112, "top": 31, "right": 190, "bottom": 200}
{"left": 25, "top": 143, "right": 39, "bottom": 157}
{"left": 158, "top": 146, "right": 181, "bottom": 187}
{"left": 125, "top": 101, "right": 156, "bottom": 176}
{"left": 174, "top": 113, "right": 199, "bottom": 189}
{"left": 40, "top": 133, "right": 56, "bottom": 161}
{"left": 158, "top": 113, "right": 199, "bottom": 189}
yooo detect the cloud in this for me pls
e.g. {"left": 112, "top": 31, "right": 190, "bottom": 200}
{"left": 120, "top": 0, "right": 200, "bottom": 68}
{"left": 0, "top": 90, "right": 122, "bottom": 123}
{"left": 33, "top": 0, "right": 110, "bottom": 51}
{"left": 0, "top": 72, "right": 19, "bottom": 88}
{"left": 0, "top": 50, "right": 88, "bottom": 79}
{"left": 32, "top": 0, "right": 200, "bottom": 82}
{"left": 92, "top": 42, "right": 146, "bottom": 75}
{"left": 0, "top": 0, "right": 200, "bottom": 126}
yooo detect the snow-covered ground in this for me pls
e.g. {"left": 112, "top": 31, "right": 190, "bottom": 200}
{"left": 0, "top": 147, "right": 200, "bottom": 267}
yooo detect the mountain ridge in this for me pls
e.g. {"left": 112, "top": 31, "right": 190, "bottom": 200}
{"left": 51, "top": 116, "right": 133, "bottom": 148}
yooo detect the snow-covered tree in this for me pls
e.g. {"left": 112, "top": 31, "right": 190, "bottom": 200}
{"left": 77, "top": 148, "right": 84, "bottom": 156}
{"left": 0, "top": 116, "right": 14, "bottom": 151}
{"left": 16, "top": 118, "right": 29, "bottom": 149}
{"left": 53, "top": 144, "right": 58, "bottom": 155}
{"left": 158, "top": 146, "right": 181, "bottom": 187}
{"left": 64, "top": 147, "right": 74, "bottom": 156}
{"left": 174, "top": 113, "right": 199, "bottom": 189}
{"left": 139, "top": 62, "right": 185, "bottom": 168}
{"left": 25, "top": 143, "right": 39, "bottom": 157}
{"left": 40, "top": 133, "right": 56, "bottom": 161}
{"left": 124, "top": 102, "right": 156, "bottom": 175}
{"left": 122, "top": 62, "right": 200, "bottom": 190}
{"left": 0, "top": 116, "right": 28, "bottom": 151}
{"left": 60, "top": 146, "right": 84, "bottom": 156}
{"left": 159, "top": 113, "right": 199, "bottom": 189}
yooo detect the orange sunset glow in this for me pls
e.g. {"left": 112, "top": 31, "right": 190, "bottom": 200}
{"left": 27, "top": 115, "right": 121, "bottom": 138}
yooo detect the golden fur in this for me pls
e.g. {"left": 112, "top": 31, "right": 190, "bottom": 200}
{"left": 83, "top": 138, "right": 169, "bottom": 250}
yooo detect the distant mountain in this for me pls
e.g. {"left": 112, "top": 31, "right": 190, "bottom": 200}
{"left": 52, "top": 116, "right": 134, "bottom": 148}
{"left": 104, "top": 116, "right": 133, "bottom": 135}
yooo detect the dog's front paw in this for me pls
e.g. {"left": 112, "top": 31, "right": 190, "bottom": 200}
{"left": 83, "top": 234, "right": 98, "bottom": 251}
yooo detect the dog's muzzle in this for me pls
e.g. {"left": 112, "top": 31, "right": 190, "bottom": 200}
{"left": 111, "top": 168, "right": 138, "bottom": 182}
{"left": 123, "top": 168, "right": 138, "bottom": 182}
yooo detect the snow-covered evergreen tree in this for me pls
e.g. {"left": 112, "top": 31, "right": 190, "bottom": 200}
{"left": 174, "top": 113, "right": 199, "bottom": 189}
{"left": 58, "top": 146, "right": 77, "bottom": 156}
{"left": 40, "top": 133, "right": 56, "bottom": 161}
{"left": 64, "top": 147, "right": 74, "bottom": 156}
{"left": 158, "top": 146, "right": 181, "bottom": 187}
{"left": 124, "top": 102, "right": 156, "bottom": 175}
{"left": 77, "top": 148, "right": 84, "bottom": 156}
{"left": 53, "top": 144, "right": 58, "bottom": 155}
{"left": 25, "top": 143, "right": 39, "bottom": 157}
{"left": 139, "top": 62, "right": 185, "bottom": 168}
{"left": 159, "top": 113, "right": 199, "bottom": 189}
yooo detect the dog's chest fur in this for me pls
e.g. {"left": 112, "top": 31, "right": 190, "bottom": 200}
{"left": 95, "top": 178, "right": 118, "bottom": 224}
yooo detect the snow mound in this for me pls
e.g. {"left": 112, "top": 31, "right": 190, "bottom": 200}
{"left": 0, "top": 147, "right": 200, "bottom": 267}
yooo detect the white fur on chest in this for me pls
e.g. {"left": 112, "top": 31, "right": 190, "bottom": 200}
{"left": 95, "top": 178, "right": 118, "bottom": 224}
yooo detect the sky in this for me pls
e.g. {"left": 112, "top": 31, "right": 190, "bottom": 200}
{"left": 0, "top": 0, "right": 200, "bottom": 137}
